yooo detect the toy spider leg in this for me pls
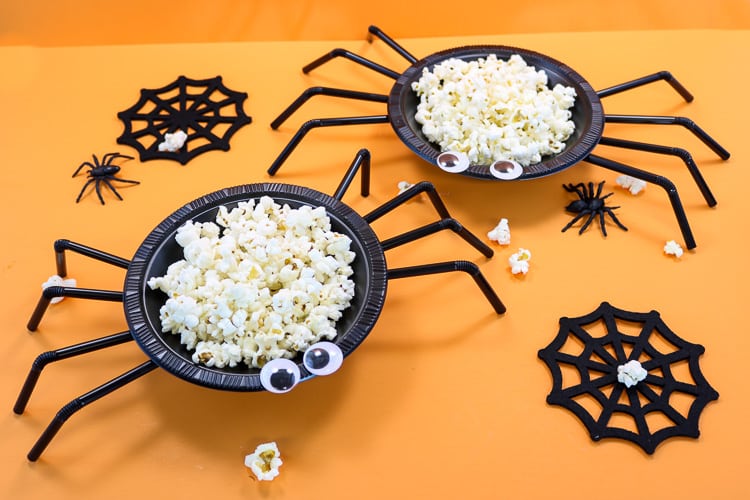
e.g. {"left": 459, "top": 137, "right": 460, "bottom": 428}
{"left": 27, "top": 239, "right": 130, "bottom": 331}
{"left": 585, "top": 154, "right": 696, "bottom": 249}
{"left": 334, "top": 150, "right": 505, "bottom": 314}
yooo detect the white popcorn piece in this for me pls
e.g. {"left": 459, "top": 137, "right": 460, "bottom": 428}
{"left": 158, "top": 130, "right": 188, "bottom": 152}
{"left": 487, "top": 218, "right": 511, "bottom": 245}
{"left": 147, "top": 196, "right": 356, "bottom": 369}
{"left": 615, "top": 175, "right": 647, "bottom": 195}
{"left": 41, "top": 275, "right": 77, "bottom": 304}
{"left": 617, "top": 360, "right": 648, "bottom": 388}
{"left": 245, "top": 442, "right": 283, "bottom": 481}
{"left": 411, "top": 54, "right": 576, "bottom": 167}
{"left": 663, "top": 240, "right": 684, "bottom": 258}
{"left": 508, "top": 248, "right": 531, "bottom": 275}
{"left": 397, "top": 180, "right": 414, "bottom": 194}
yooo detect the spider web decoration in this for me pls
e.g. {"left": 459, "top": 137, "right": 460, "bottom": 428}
{"left": 116, "top": 75, "right": 252, "bottom": 165}
{"left": 538, "top": 302, "right": 718, "bottom": 454}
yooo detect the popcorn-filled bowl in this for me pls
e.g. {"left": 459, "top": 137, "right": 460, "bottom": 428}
{"left": 123, "top": 183, "right": 387, "bottom": 391}
{"left": 388, "top": 45, "right": 604, "bottom": 180}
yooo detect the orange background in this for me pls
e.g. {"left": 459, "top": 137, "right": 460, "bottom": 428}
{"left": 1, "top": 2, "right": 750, "bottom": 499}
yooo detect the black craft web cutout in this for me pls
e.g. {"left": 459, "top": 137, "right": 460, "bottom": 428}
{"left": 117, "top": 75, "right": 252, "bottom": 165}
{"left": 538, "top": 302, "right": 718, "bottom": 454}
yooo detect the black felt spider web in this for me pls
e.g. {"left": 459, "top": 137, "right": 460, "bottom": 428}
{"left": 117, "top": 75, "right": 251, "bottom": 165}
{"left": 538, "top": 302, "right": 718, "bottom": 454}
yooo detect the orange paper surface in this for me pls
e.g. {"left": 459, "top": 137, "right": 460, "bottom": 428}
{"left": 0, "top": 27, "right": 748, "bottom": 499}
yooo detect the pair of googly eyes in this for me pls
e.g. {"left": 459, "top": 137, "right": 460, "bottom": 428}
{"left": 436, "top": 151, "right": 524, "bottom": 180}
{"left": 259, "top": 341, "right": 343, "bottom": 394}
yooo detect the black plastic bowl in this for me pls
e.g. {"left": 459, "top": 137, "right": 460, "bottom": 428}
{"left": 123, "top": 183, "right": 387, "bottom": 391}
{"left": 388, "top": 45, "right": 604, "bottom": 180}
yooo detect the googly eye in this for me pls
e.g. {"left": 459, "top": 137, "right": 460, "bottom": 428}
{"left": 303, "top": 342, "right": 343, "bottom": 376}
{"left": 436, "top": 151, "right": 470, "bottom": 173}
{"left": 260, "top": 358, "right": 300, "bottom": 393}
{"left": 489, "top": 159, "right": 524, "bottom": 180}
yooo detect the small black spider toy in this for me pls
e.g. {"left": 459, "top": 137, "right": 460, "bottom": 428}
{"left": 561, "top": 181, "right": 627, "bottom": 236}
{"left": 73, "top": 152, "right": 139, "bottom": 204}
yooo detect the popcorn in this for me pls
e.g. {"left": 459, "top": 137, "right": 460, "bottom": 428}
{"left": 616, "top": 175, "right": 647, "bottom": 195}
{"left": 617, "top": 360, "right": 648, "bottom": 388}
{"left": 158, "top": 130, "right": 188, "bottom": 152}
{"left": 148, "top": 197, "right": 356, "bottom": 368}
{"left": 663, "top": 240, "right": 684, "bottom": 258}
{"left": 487, "top": 218, "right": 511, "bottom": 245}
{"left": 41, "top": 275, "right": 77, "bottom": 304}
{"left": 509, "top": 248, "right": 531, "bottom": 275}
{"left": 397, "top": 180, "right": 414, "bottom": 194}
{"left": 411, "top": 54, "right": 576, "bottom": 166}
{"left": 245, "top": 442, "right": 283, "bottom": 481}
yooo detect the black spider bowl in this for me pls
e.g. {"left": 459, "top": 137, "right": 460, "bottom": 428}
{"left": 123, "top": 183, "right": 387, "bottom": 392}
{"left": 388, "top": 45, "right": 604, "bottom": 180}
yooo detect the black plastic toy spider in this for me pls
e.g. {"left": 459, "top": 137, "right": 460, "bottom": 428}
{"left": 562, "top": 181, "right": 627, "bottom": 237}
{"left": 73, "top": 152, "right": 139, "bottom": 204}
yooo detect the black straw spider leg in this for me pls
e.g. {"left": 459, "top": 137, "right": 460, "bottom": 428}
{"left": 598, "top": 136, "right": 717, "bottom": 207}
{"left": 597, "top": 71, "right": 694, "bottom": 102}
{"left": 27, "top": 286, "right": 123, "bottom": 332}
{"left": 364, "top": 182, "right": 491, "bottom": 258}
{"left": 332, "top": 148, "right": 371, "bottom": 200}
{"left": 13, "top": 331, "right": 134, "bottom": 415}
{"left": 25, "top": 360, "right": 158, "bottom": 462}
{"left": 604, "top": 114, "right": 730, "bottom": 160}
{"left": 53, "top": 239, "right": 130, "bottom": 276}
{"left": 379, "top": 218, "right": 494, "bottom": 258}
{"left": 387, "top": 262, "right": 506, "bottom": 314}
{"left": 267, "top": 115, "right": 389, "bottom": 176}
{"left": 364, "top": 180, "right": 451, "bottom": 223}
{"left": 102, "top": 179, "right": 124, "bottom": 200}
{"left": 270, "top": 87, "right": 389, "bottom": 130}
{"left": 303, "top": 48, "right": 400, "bottom": 79}
{"left": 27, "top": 239, "right": 130, "bottom": 331}
{"left": 366, "top": 25, "right": 418, "bottom": 64}
{"left": 360, "top": 181, "right": 502, "bottom": 312}
{"left": 585, "top": 153, "right": 696, "bottom": 249}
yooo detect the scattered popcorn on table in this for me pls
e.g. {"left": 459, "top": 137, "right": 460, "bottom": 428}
{"left": 397, "top": 180, "right": 414, "bottom": 194}
{"left": 245, "top": 441, "right": 283, "bottom": 481}
{"left": 663, "top": 239, "right": 684, "bottom": 258}
{"left": 615, "top": 175, "right": 647, "bottom": 195}
{"left": 158, "top": 130, "right": 188, "bottom": 152}
{"left": 487, "top": 218, "right": 511, "bottom": 245}
{"left": 508, "top": 248, "right": 531, "bottom": 275}
{"left": 617, "top": 360, "right": 648, "bottom": 388}
{"left": 42, "top": 275, "right": 77, "bottom": 304}
{"left": 411, "top": 54, "right": 576, "bottom": 166}
{"left": 147, "top": 196, "right": 356, "bottom": 369}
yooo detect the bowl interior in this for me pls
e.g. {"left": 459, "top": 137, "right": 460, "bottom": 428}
{"left": 124, "top": 183, "right": 387, "bottom": 391}
{"left": 388, "top": 45, "right": 604, "bottom": 180}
